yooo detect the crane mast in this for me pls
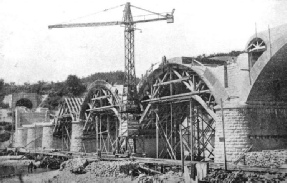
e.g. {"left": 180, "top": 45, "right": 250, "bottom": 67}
{"left": 123, "top": 3, "right": 137, "bottom": 112}
{"left": 48, "top": 2, "right": 174, "bottom": 113}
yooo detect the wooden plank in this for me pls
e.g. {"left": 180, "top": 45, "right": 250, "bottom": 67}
{"left": 86, "top": 105, "right": 117, "bottom": 111}
{"left": 153, "top": 77, "right": 189, "bottom": 87}
{"left": 91, "top": 95, "right": 111, "bottom": 101}
{"left": 75, "top": 98, "right": 84, "bottom": 113}
{"left": 143, "top": 90, "right": 210, "bottom": 103}
{"left": 72, "top": 98, "right": 80, "bottom": 113}
{"left": 65, "top": 98, "right": 74, "bottom": 119}
{"left": 157, "top": 116, "right": 176, "bottom": 160}
{"left": 70, "top": 98, "right": 79, "bottom": 114}
{"left": 139, "top": 104, "right": 151, "bottom": 124}
{"left": 83, "top": 113, "right": 90, "bottom": 130}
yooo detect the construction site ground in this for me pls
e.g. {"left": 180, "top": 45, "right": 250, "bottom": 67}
{"left": 0, "top": 158, "right": 184, "bottom": 183}
{"left": 2, "top": 155, "right": 287, "bottom": 183}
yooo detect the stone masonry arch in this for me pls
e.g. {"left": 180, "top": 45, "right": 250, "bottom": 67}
{"left": 15, "top": 98, "right": 33, "bottom": 109}
{"left": 241, "top": 24, "right": 287, "bottom": 103}
{"left": 214, "top": 24, "right": 287, "bottom": 163}
{"left": 12, "top": 93, "right": 40, "bottom": 110}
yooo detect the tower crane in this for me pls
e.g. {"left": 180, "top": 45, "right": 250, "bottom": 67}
{"left": 48, "top": 2, "right": 175, "bottom": 113}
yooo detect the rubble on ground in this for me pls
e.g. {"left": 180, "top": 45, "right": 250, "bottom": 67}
{"left": 60, "top": 158, "right": 90, "bottom": 173}
{"left": 203, "top": 169, "right": 287, "bottom": 183}
{"left": 39, "top": 156, "right": 66, "bottom": 169}
{"left": 61, "top": 158, "right": 138, "bottom": 177}
{"left": 245, "top": 150, "right": 287, "bottom": 168}
{"left": 52, "top": 159, "right": 185, "bottom": 183}
{"left": 85, "top": 160, "right": 138, "bottom": 177}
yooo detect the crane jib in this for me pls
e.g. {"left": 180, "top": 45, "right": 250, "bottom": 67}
{"left": 48, "top": 16, "right": 173, "bottom": 29}
{"left": 48, "top": 21, "right": 124, "bottom": 29}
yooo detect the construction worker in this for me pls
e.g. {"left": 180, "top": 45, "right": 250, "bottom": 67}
{"left": 28, "top": 161, "right": 34, "bottom": 173}
{"left": 97, "top": 149, "right": 101, "bottom": 159}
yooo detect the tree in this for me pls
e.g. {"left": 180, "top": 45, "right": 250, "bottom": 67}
{"left": 66, "top": 75, "right": 86, "bottom": 96}
{"left": 0, "top": 79, "right": 5, "bottom": 102}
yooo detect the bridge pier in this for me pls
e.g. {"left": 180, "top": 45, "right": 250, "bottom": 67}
{"left": 24, "top": 125, "right": 43, "bottom": 150}
{"left": 15, "top": 128, "right": 27, "bottom": 147}
{"left": 214, "top": 104, "right": 251, "bottom": 163}
{"left": 70, "top": 121, "right": 83, "bottom": 152}
{"left": 42, "top": 124, "right": 54, "bottom": 149}
{"left": 26, "top": 126, "right": 36, "bottom": 149}
{"left": 214, "top": 102, "right": 287, "bottom": 163}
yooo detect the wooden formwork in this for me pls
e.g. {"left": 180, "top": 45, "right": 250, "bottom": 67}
{"left": 139, "top": 63, "right": 217, "bottom": 161}
{"left": 53, "top": 97, "right": 84, "bottom": 150}
{"left": 80, "top": 80, "right": 140, "bottom": 155}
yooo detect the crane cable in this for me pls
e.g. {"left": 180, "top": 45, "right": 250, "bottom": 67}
{"left": 133, "top": 12, "right": 170, "bottom": 18}
{"left": 130, "top": 5, "right": 166, "bottom": 18}
{"left": 62, "top": 4, "right": 125, "bottom": 24}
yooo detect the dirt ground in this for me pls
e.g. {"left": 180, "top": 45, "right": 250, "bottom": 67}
{"left": 0, "top": 158, "right": 184, "bottom": 183}
{"left": 49, "top": 170, "right": 184, "bottom": 183}
{"left": 0, "top": 170, "right": 59, "bottom": 183}
{"left": 1, "top": 170, "right": 184, "bottom": 183}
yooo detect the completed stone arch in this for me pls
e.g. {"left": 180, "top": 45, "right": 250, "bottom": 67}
{"left": 12, "top": 93, "right": 40, "bottom": 110}
{"left": 214, "top": 24, "right": 287, "bottom": 163}
{"left": 15, "top": 98, "right": 33, "bottom": 109}
{"left": 241, "top": 24, "right": 287, "bottom": 103}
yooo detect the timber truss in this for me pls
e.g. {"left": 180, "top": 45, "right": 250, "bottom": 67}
{"left": 81, "top": 80, "right": 141, "bottom": 154}
{"left": 140, "top": 64, "right": 216, "bottom": 160}
{"left": 53, "top": 97, "right": 84, "bottom": 150}
{"left": 81, "top": 80, "right": 139, "bottom": 154}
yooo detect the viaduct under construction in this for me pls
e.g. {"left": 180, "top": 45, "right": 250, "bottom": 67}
{"left": 12, "top": 23, "right": 287, "bottom": 165}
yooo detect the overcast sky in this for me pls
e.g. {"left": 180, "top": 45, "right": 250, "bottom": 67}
{"left": 0, "top": 0, "right": 286, "bottom": 84}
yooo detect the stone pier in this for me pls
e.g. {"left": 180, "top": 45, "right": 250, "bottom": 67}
{"left": 70, "top": 121, "right": 83, "bottom": 152}
{"left": 24, "top": 125, "right": 43, "bottom": 150}
{"left": 26, "top": 126, "right": 36, "bottom": 149}
{"left": 15, "top": 128, "right": 27, "bottom": 147}
{"left": 214, "top": 102, "right": 287, "bottom": 163}
{"left": 42, "top": 124, "right": 54, "bottom": 149}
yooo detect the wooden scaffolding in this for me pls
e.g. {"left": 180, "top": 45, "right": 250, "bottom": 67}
{"left": 53, "top": 97, "right": 84, "bottom": 150}
{"left": 81, "top": 80, "right": 139, "bottom": 154}
{"left": 139, "top": 63, "right": 216, "bottom": 160}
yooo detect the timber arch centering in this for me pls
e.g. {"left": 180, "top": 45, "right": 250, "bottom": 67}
{"left": 138, "top": 62, "right": 221, "bottom": 160}
{"left": 79, "top": 80, "right": 125, "bottom": 154}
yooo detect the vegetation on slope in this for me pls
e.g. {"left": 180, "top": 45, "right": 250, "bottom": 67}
{"left": 0, "top": 51, "right": 242, "bottom": 110}
{"left": 0, "top": 71, "right": 126, "bottom": 110}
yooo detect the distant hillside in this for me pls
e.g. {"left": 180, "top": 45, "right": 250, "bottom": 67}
{"left": 81, "top": 71, "right": 125, "bottom": 85}
{"left": 192, "top": 50, "right": 243, "bottom": 66}
{"left": 81, "top": 71, "right": 140, "bottom": 86}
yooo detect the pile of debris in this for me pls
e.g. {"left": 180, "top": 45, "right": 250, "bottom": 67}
{"left": 85, "top": 160, "right": 138, "bottom": 177}
{"left": 135, "top": 170, "right": 183, "bottom": 183}
{"left": 60, "top": 158, "right": 89, "bottom": 173}
{"left": 245, "top": 150, "right": 287, "bottom": 168}
{"left": 60, "top": 158, "right": 140, "bottom": 177}
{"left": 39, "top": 156, "right": 66, "bottom": 169}
{"left": 53, "top": 159, "right": 185, "bottom": 183}
{"left": 203, "top": 170, "right": 287, "bottom": 183}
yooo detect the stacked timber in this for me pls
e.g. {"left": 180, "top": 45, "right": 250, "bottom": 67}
{"left": 245, "top": 150, "right": 287, "bottom": 168}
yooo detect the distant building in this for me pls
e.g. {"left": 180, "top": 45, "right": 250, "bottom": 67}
{"left": 3, "top": 94, "right": 12, "bottom": 108}
{"left": 0, "top": 108, "right": 13, "bottom": 123}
